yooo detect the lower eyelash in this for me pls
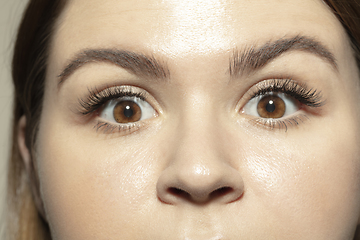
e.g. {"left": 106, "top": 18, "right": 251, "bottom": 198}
{"left": 244, "top": 79, "right": 324, "bottom": 131}
{"left": 76, "top": 85, "right": 150, "bottom": 134}
{"left": 94, "top": 121, "right": 141, "bottom": 134}
{"left": 250, "top": 115, "right": 309, "bottom": 132}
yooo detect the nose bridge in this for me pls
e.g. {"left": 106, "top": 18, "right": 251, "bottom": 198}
{"left": 156, "top": 92, "right": 244, "bottom": 204}
{"left": 177, "top": 89, "right": 219, "bottom": 146}
{"left": 172, "top": 92, "right": 222, "bottom": 166}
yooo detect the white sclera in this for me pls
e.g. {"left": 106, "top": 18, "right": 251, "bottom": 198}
{"left": 243, "top": 93, "right": 298, "bottom": 118}
{"left": 100, "top": 97, "right": 156, "bottom": 123}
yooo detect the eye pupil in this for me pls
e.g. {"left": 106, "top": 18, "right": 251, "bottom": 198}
{"left": 266, "top": 100, "right": 276, "bottom": 113}
{"left": 257, "top": 95, "right": 285, "bottom": 118}
{"left": 124, "top": 105, "right": 133, "bottom": 118}
{"left": 113, "top": 101, "right": 142, "bottom": 123}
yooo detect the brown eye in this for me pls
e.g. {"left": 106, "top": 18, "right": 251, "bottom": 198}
{"left": 243, "top": 92, "right": 299, "bottom": 120}
{"left": 257, "top": 95, "right": 285, "bottom": 118}
{"left": 100, "top": 97, "right": 155, "bottom": 124}
{"left": 113, "top": 101, "right": 142, "bottom": 123}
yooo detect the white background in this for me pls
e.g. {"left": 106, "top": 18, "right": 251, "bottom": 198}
{"left": 0, "top": 0, "right": 28, "bottom": 233}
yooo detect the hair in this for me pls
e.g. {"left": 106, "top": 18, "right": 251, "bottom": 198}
{"left": 5, "top": 0, "right": 360, "bottom": 239}
{"left": 7, "top": 0, "right": 66, "bottom": 239}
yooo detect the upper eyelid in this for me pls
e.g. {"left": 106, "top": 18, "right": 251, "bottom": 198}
{"left": 77, "top": 85, "right": 163, "bottom": 118}
{"left": 78, "top": 86, "right": 147, "bottom": 114}
{"left": 240, "top": 78, "right": 325, "bottom": 111}
{"left": 240, "top": 79, "right": 324, "bottom": 131}
{"left": 78, "top": 79, "right": 323, "bottom": 115}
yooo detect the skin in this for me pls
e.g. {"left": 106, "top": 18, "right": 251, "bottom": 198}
{"left": 18, "top": 0, "right": 360, "bottom": 239}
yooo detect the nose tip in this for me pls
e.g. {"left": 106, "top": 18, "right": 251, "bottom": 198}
{"left": 156, "top": 164, "right": 244, "bottom": 205}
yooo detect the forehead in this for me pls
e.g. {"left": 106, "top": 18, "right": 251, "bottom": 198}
{"left": 52, "top": 0, "right": 344, "bottom": 59}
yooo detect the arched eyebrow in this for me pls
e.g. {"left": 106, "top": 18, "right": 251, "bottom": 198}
{"left": 229, "top": 35, "right": 337, "bottom": 77}
{"left": 58, "top": 35, "right": 337, "bottom": 87}
{"left": 58, "top": 49, "right": 170, "bottom": 87}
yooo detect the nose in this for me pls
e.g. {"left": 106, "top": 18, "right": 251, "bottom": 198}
{"left": 156, "top": 162, "right": 244, "bottom": 204}
{"left": 156, "top": 116, "right": 244, "bottom": 205}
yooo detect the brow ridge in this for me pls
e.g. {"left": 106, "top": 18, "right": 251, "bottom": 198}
{"left": 58, "top": 49, "right": 170, "bottom": 86}
{"left": 229, "top": 35, "right": 337, "bottom": 77}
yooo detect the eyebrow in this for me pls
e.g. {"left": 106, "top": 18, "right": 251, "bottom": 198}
{"left": 229, "top": 35, "right": 337, "bottom": 77}
{"left": 58, "top": 35, "right": 337, "bottom": 86}
{"left": 58, "top": 49, "right": 170, "bottom": 86}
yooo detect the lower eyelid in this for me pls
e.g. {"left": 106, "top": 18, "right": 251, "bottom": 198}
{"left": 75, "top": 85, "right": 163, "bottom": 133}
{"left": 249, "top": 114, "right": 309, "bottom": 131}
{"left": 94, "top": 120, "right": 143, "bottom": 135}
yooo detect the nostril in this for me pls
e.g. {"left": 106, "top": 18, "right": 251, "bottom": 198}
{"left": 166, "top": 186, "right": 239, "bottom": 203}
{"left": 168, "top": 187, "right": 191, "bottom": 200}
{"left": 210, "top": 187, "right": 233, "bottom": 199}
{"left": 157, "top": 165, "right": 244, "bottom": 205}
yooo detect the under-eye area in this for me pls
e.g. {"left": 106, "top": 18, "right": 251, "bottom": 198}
{"left": 241, "top": 79, "right": 325, "bottom": 130}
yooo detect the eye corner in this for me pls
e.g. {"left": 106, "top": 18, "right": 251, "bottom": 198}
{"left": 74, "top": 84, "right": 161, "bottom": 135}
{"left": 238, "top": 77, "right": 326, "bottom": 130}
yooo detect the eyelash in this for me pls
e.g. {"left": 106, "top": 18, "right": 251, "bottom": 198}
{"left": 78, "top": 86, "right": 148, "bottom": 133}
{"left": 245, "top": 79, "right": 325, "bottom": 130}
{"left": 78, "top": 79, "right": 324, "bottom": 133}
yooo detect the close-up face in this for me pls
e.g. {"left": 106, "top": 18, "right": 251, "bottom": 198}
{"left": 33, "top": 0, "right": 360, "bottom": 239}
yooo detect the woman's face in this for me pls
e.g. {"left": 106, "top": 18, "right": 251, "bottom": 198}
{"left": 34, "top": 0, "right": 360, "bottom": 239}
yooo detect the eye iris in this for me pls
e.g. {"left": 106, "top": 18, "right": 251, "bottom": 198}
{"left": 257, "top": 95, "right": 285, "bottom": 118}
{"left": 113, "top": 101, "right": 141, "bottom": 123}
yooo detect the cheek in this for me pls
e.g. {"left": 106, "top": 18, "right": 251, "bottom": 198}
{"left": 36, "top": 118, "right": 160, "bottom": 239}
{"left": 241, "top": 117, "right": 360, "bottom": 236}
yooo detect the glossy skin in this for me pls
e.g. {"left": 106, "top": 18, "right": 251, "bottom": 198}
{"left": 22, "top": 0, "right": 360, "bottom": 239}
